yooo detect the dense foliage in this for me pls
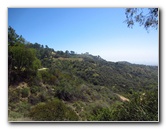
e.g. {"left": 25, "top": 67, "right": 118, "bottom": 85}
{"left": 29, "top": 99, "right": 79, "bottom": 121}
{"left": 8, "top": 27, "right": 158, "bottom": 121}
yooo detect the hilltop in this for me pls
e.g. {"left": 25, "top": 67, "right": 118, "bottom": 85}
{"left": 8, "top": 27, "right": 158, "bottom": 121}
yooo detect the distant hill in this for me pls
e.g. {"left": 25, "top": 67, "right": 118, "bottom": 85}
{"left": 116, "top": 61, "right": 132, "bottom": 65}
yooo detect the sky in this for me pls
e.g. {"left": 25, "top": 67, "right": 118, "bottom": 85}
{"left": 8, "top": 8, "right": 158, "bottom": 65}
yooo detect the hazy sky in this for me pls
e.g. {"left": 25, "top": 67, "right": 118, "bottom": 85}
{"left": 8, "top": 8, "right": 158, "bottom": 65}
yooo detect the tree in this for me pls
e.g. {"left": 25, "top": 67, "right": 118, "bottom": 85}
{"left": 8, "top": 26, "right": 19, "bottom": 46}
{"left": 45, "top": 45, "right": 49, "bottom": 49}
{"left": 65, "top": 50, "right": 70, "bottom": 57}
{"left": 70, "top": 51, "right": 75, "bottom": 55}
{"left": 9, "top": 44, "right": 41, "bottom": 84}
{"left": 124, "top": 8, "right": 158, "bottom": 31}
{"left": 8, "top": 27, "right": 41, "bottom": 84}
{"left": 9, "top": 44, "right": 40, "bottom": 72}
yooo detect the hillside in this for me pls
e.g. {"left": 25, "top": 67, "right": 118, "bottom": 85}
{"left": 8, "top": 27, "right": 158, "bottom": 121}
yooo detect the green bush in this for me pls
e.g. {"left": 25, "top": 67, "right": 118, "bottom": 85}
{"left": 110, "top": 90, "right": 158, "bottom": 121}
{"left": 87, "top": 106, "right": 112, "bottom": 121}
{"left": 29, "top": 99, "right": 79, "bottom": 121}
{"left": 21, "top": 87, "right": 29, "bottom": 98}
{"left": 28, "top": 95, "right": 40, "bottom": 105}
{"left": 39, "top": 70, "right": 57, "bottom": 85}
{"left": 9, "top": 88, "right": 20, "bottom": 103}
{"left": 30, "top": 86, "right": 40, "bottom": 94}
{"left": 8, "top": 110, "right": 23, "bottom": 120}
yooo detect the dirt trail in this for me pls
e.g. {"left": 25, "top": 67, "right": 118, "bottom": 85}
{"left": 38, "top": 68, "right": 48, "bottom": 71}
{"left": 115, "top": 93, "right": 130, "bottom": 102}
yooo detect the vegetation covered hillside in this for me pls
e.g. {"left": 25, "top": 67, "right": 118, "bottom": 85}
{"left": 8, "top": 27, "right": 158, "bottom": 121}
